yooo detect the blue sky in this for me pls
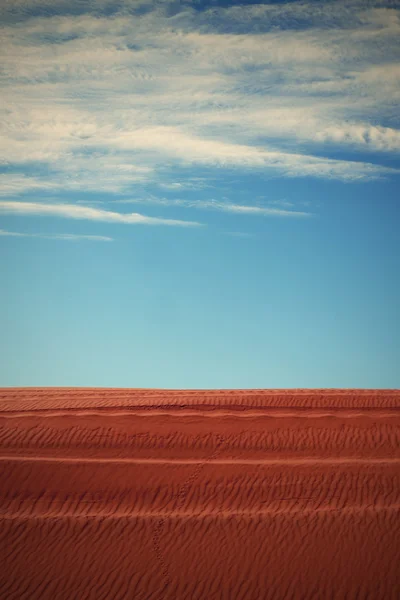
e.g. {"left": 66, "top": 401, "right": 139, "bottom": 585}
{"left": 0, "top": 0, "right": 399, "bottom": 388}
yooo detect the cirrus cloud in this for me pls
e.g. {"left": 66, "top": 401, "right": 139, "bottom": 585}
{"left": 0, "top": 201, "right": 202, "bottom": 226}
{"left": 0, "top": 0, "right": 399, "bottom": 222}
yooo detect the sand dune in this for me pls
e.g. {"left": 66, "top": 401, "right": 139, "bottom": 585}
{"left": 0, "top": 389, "right": 399, "bottom": 599}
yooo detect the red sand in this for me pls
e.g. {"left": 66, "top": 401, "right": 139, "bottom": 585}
{"left": 1, "top": 388, "right": 399, "bottom": 599}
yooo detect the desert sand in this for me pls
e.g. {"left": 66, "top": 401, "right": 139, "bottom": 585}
{"left": 0, "top": 388, "right": 399, "bottom": 599}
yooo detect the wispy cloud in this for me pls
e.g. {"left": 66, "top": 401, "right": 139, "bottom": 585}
{"left": 0, "top": 175, "right": 61, "bottom": 196}
{"left": 116, "top": 196, "right": 312, "bottom": 217}
{"left": 0, "top": 0, "right": 399, "bottom": 202}
{"left": 0, "top": 229, "right": 113, "bottom": 241}
{"left": 206, "top": 202, "right": 312, "bottom": 218}
{"left": 0, "top": 201, "right": 201, "bottom": 226}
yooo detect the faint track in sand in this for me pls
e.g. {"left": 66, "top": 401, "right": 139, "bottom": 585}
{"left": 150, "top": 434, "right": 226, "bottom": 592}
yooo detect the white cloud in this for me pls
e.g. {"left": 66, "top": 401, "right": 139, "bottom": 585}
{"left": 116, "top": 196, "right": 313, "bottom": 217}
{"left": 157, "top": 179, "right": 208, "bottom": 191}
{"left": 313, "top": 122, "right": 400, "bottom": 150}
{"left": 208, "top": 202, "right": 312, "bottom": 218}
{"left": 0, "top": 174, "right": 60, "bottom": 195}
{"left": 0, "top": 229, "right": 113, "bottom": 241}
{"left": 0, "top": 201, "right": 201, "bottom": 226}
{"left": 0, "top": 0, "right": 398, "bottom": 202}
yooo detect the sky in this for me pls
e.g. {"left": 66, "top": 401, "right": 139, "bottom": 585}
{"left": 0, "top": 0, "right": 399, "bottom": 388}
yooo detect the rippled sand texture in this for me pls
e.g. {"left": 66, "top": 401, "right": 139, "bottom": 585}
{"left": 1, "top": 388, "right": 399, "bottom": 599}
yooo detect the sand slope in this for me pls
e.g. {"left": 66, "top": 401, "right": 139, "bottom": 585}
{"left": 1, "top": 388, "right": 399, "bottom": 599}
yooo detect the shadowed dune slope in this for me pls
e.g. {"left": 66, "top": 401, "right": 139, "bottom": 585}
{"left": 1, "top": 388, "right": 399, "bottom": 599}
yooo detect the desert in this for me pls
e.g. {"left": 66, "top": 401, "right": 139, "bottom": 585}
{"left": 1, "top": 388, "right": 399, "bottom": 599}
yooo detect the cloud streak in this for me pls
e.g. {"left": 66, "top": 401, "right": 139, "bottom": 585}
{"left": 0, "top": 201, "right": 201, "bottom": 226}
{"left": 0, "top": 229, "right": 113, "bottom": 241}
{"left": 206, "top": 202, "right": 312, "bottom": 218}
{"left": 116, "top": 196, "right": 312, "bottom": 217}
